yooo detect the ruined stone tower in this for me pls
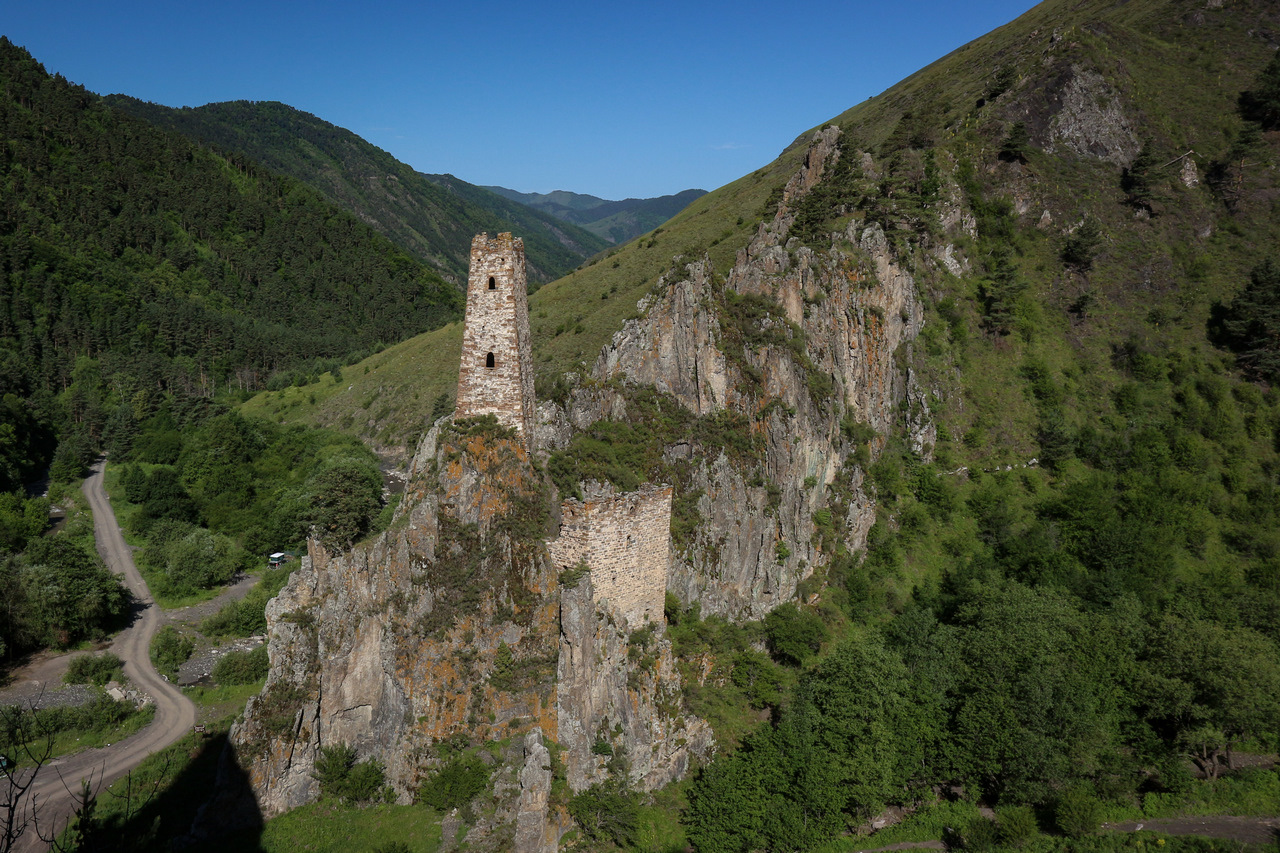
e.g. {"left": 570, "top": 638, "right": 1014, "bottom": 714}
{"left": 455, "top": 233, "right": 536, "bottom": 443}
{"left": 547, "top": 482, "right": 673, "bottom": 626}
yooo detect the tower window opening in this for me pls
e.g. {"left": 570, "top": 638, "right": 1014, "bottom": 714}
{"left": 488, "top": 276, "right": 496, "bottom": 290}
{"left": 486, "top": 352, "right": 495, "bottom": 369}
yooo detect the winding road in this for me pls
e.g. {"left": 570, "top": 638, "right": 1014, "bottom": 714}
{"left": 16, "top": 461, "right": 195, "bottom": 850}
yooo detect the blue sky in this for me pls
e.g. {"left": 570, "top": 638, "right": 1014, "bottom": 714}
{"left": 4, "top": 0, "right": 1039, "bottom": 199}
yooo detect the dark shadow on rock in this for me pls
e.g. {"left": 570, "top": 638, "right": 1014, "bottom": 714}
{"left": 97, "top": 732, "right": 266, "bottom": 852}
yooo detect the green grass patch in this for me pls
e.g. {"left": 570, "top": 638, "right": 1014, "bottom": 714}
{"left": 184, "top": 680, "right": 267, "bottom": 725}
{"left": 210, "top": 801, "right": 443, "bottom": 853}
{"left": 236, "top": 128, "right": 806, "bottom": 457}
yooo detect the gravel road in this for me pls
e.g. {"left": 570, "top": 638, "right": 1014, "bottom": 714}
{"left": 12, "top": 461, "right": 196, "bottom": 850}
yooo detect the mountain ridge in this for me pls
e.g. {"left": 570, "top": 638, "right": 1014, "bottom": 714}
{"left": 102, "top": 97, "right": 611, "bottom": 285}
{"left": 484, "top": 186, "right": 707, "bottom": 245}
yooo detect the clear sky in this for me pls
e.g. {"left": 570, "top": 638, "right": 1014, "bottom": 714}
{"left": 3, "top": 0, "right": 1039, "bottom": 199}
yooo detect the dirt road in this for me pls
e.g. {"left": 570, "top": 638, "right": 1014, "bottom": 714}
{"left": 14, "top": 461, "right": 196, "bottom": 850}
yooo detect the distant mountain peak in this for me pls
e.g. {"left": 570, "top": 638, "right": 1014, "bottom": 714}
{"left": 483, "top": 186, "right": 707, "bottom": 244}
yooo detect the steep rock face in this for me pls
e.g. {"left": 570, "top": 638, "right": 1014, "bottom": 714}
{"left": 565, "top": 126, "right": 932, "bottom": 619}
{"left": 514, "top": 731, "right": 558, "bottom": 853}
{"left": 233, "top": 424, "right": 560, "bottom": 825}
{"left": 229, "top": 419, "right": 709, "bottom": 849}
{"left": 556, "top": 573, "right": 713, "bottom": 792}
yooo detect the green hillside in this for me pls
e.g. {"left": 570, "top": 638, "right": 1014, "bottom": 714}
{"left": 239, "top": 2, "right": 1280, "bottom": 837}
{"left": 485, "top": 186, "right": 707, "bottom": 244}
{"left": 245, "top": 0, "right": 1279, "bottom": 467}
{"left": 0, "top": 38, "right": 462, "bottom": 488}
{"left": 239, "top": 158, "right": 797, "bottom": 452}
{"left": 103, "top": 97, "right": 610, "bottom": 285}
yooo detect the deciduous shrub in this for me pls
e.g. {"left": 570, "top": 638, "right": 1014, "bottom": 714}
{"left": 63, "top": 653, "right": 124, "bottom": 686}
{"left": 312, "top": 742, "right": 390, "bottom": 803}
{"left": 568, "top": 778, "right": 640, "bottom": 849}
{"left": 150, "top": 625, "right": 194, "bottom": 679}
{"left": 763, "top": 602, "right": 829, "bottom": 666}
{"left": 996, "top": 804, "right": 1040, "bottom": 847}
{"left": 211, "top": 645, "right": 269, "bottom": 685}
{"left": 417, "top": 753, "right": 490, "bottom": 811}
{"left": 1055, "top": 786, "right": 1102, "bottom": 838}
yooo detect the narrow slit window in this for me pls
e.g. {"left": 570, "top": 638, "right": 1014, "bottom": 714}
{"left": 487, "top": 276, "right": 496, "bottom": 290}
{"left": 485, "top": 352, "right": 495, "bottom": 368}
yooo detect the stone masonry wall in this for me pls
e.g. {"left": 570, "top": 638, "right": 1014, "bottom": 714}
{"left": 547, "top": 482, "right": 671, "bottom": 627}
{"left": 456, "top": 232, "right": 537, "bottom": 442}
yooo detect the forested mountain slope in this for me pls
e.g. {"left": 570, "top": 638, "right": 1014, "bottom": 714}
{"left": 0, "top": 38, "right": 462, "bottom": 487}
{"left": 485, "top": 185, "right": 707, "bottom": 244}
{"left": 240, "top": 0, "right": 1280, "bottom": 847}
{"left": 104, "top": 97, "right": 610, "bottom": 284}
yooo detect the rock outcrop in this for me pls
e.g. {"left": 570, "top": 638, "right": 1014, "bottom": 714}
{"left": 227, "top": 419, "right": 709, "bottom": 851}
{"left": 557, "top": 571, "right": 712, "bottom": 792}
{"left": 562, "top": 125, "right": 932, "bottom": 619}
{"left": 232, "top": 425, "right": 559, "bottom": 820}
{"left": 225, "top": 123, "right": 936, "bottom": 848}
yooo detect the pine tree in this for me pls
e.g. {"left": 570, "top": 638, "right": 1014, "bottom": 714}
{"left": 1220, "top": 259, "right": 1280, "bottom": 381}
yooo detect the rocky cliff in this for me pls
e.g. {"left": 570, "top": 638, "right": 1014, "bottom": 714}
{"left": 225, "top": 419, "right": 709, "bottom": 851}
{"left": 546, "top": 125, "right": 938, "bottom": 619}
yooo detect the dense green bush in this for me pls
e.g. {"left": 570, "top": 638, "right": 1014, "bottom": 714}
{"left": 763, "top": 602, "right": 829, "bottom": 666}
{"left": 0, "top": 492, "right": 49, "bottom": 553}
{"left": 1054, "top": 787, "right": 1103, "bottom": 839}
{"left": 417, "top": 753, "right": 491, "bottom": 811}
{"left": 157, "top": 527, "right": 247, "bottom": 594}
{"left": 211, "top": 645, "right": 269, "bottom": 685}
{"left": 313, "top": 743, "right": 390, "bottom": 803}
{"left": 17, "top": 538, "right": 129, "bottom": 648}
{"left": 567, "top": 778, "right": 640, "bottom": 849}
{"left": 304, "top": 458, "right": 384, "bottom": 551}
{"left": 64, "top": 653, "right": 125, "bottom": 686}
{"left": 997, "top": 804, "right": 1040, "bottom": 847}
{"left": 150, "top": 626, "right": 194, "bottom": 680}
{"left": 729, "top": 650, "right": 786, "bottom": 709}
{"left": 957, "top": 816, "right": 1000, "bottom": 851}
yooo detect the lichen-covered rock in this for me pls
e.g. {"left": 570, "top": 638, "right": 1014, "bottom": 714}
{"left": 218, "top": 418, "right": 709, "bottom": 850}
{"left": 514, "top": 732, "right": 557, "bottom": 853}
{"left": 232, "top": 423, "right": 560, "bottom": 827}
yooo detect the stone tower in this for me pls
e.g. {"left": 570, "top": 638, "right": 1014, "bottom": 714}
{"left": 547, "top": 482, "right": 673, "bottom": 626}
{"left": 455, "top": 232, "right": 536, "bottom": 443}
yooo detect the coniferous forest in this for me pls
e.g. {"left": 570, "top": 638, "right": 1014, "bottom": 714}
{"left": 0, "top": 38, "right": 461, "bottom": 490}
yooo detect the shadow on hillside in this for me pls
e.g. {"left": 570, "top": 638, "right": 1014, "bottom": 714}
{"left": 104, "top": 732, "right": 266, "bottom": 852}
